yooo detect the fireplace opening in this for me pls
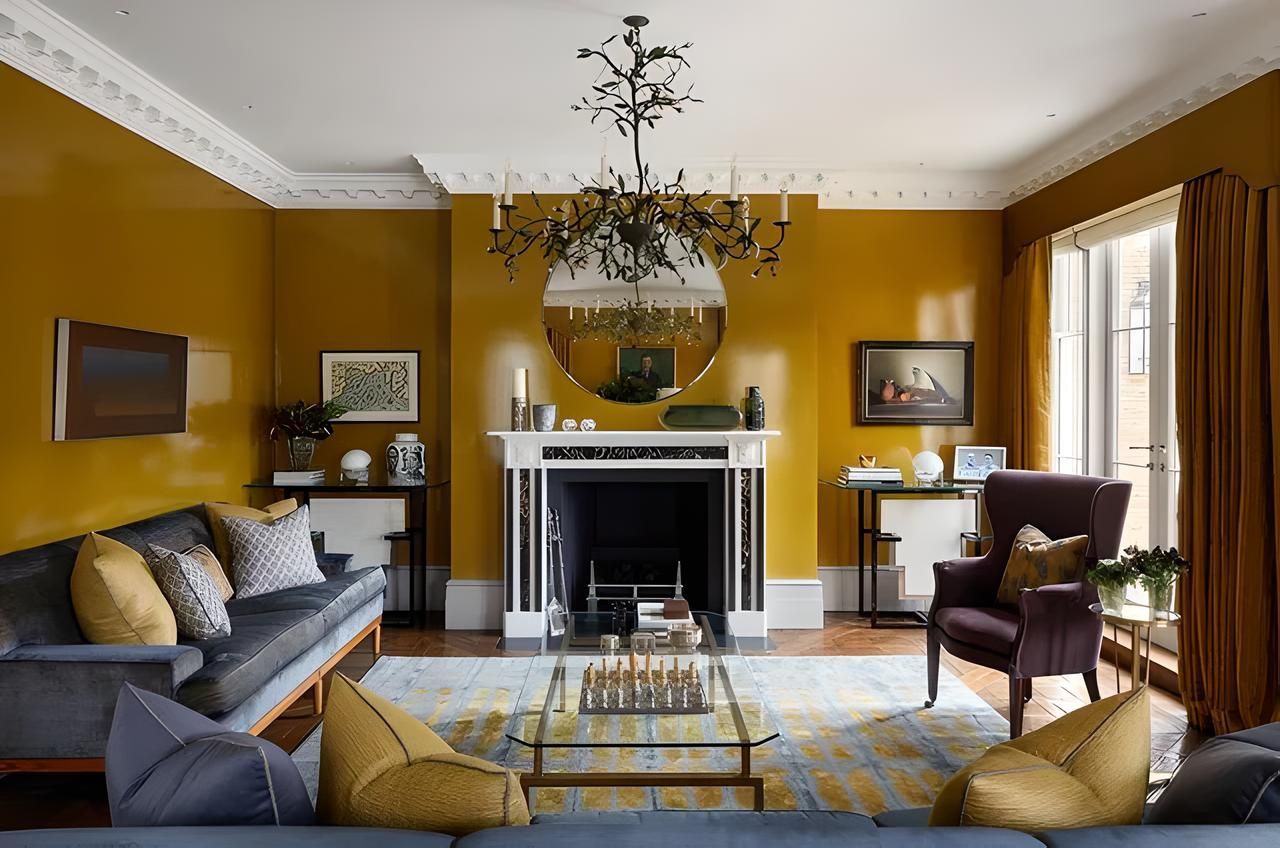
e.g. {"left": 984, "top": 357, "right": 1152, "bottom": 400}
{"left": 546, "top": 468, "right": 724, "bottom": 616}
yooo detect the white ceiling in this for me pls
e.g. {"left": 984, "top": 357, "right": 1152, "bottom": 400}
{"left": 9, "top": 0, "right": 1280, "bottom": 207}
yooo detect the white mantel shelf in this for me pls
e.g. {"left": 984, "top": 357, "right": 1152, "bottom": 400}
{"left": 487, "top": 429, "right": 780, "bottom": 470}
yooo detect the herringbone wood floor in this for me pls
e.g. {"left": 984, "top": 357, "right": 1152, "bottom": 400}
{"left": 0, "top": 613, "right": 1195, "bottom": 830}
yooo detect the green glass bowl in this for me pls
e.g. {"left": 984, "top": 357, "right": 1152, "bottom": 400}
{"left": 658, "top": 405, "right": 744, "bottom": 431}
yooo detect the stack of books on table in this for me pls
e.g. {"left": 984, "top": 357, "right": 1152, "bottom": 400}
{"left": 838, "top": 465, "right": 904, "bottom": 486}
{"left": 272, "top": 468, "right": 326, "bottom": 485}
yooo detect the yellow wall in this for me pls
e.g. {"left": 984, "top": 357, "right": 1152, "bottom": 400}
{"left": 451, "top": 193, "right": 819, "bottom": 580}
{"left": 542, "top": 305, "right": 722, "bottom": 394}
{"left": 273, "top": 210, "right": 452, "bottom": 563}
{"left": 815, "top": 211, "right": 1004, "bottom": 566}
{"left": 1003, "top": 69, "right": 1280, "bottom": 259}
{"left": 0, "top": 65, "right": 275, "bottom": 553}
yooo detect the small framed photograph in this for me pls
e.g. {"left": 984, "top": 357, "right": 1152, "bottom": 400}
{"left": 857, "top": 341, "right": 974, "bottom": 426}
{"left": 954, "top": 446, "right": 1006, "bottom": 481}
{"left": 321, "top": 350, "right": 419, "bottom": 423}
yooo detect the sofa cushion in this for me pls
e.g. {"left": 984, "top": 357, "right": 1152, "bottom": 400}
{"left": 1147, "top": 721, "right": 1280, "bottom": 824}
{"left": 176, "top": 608, "right": 326, "bottom": 716}
{"left": 930, "top": 686, "right": 1150, "bottom": 831}
{"left": 873, "top": 807, "right": 932, "bottom": 827}
{"left": 185, "top": 543, "right": 234, "bottom": 602}
{"left": 317, "top": 673, "right": 529, "bottom": 835}
{"left": 71, "top": 533, "right": 177, "bottom": 646}
{"left": 2, "top": 828, "right": 455, "bottom": 848}
{"left": 224, "top": 505, "right": 325, "bottom": 599}
{"left": 224, "top": 566, "right": 385, "bottom": 631}
{"left": 934, "top": 607, "right": 1021, "bottom": 655}
{"left": 107, "top": 683, "right": 313, "bottom": 826}
{"left": 997, "top": 524, "right": 1089, "bottom": 604}
{"left": 531, "top": 811, "right": 877, "bottom": 833}
{"left": 144, "top": 545, "right": 232, "bottom": 640}
{"left": 204, "top": 499, "right": 298, "bottom": 584}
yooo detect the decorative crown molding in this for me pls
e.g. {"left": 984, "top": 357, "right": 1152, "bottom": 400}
{"left": 1007, "top": 55, "right": 1280, "bottom": 202}
{"left": 0, "top": 0, "right": 447, "bottom": 209}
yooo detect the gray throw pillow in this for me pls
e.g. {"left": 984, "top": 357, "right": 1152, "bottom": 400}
{"left": 107, "top": 683, "right": 314, "bottom": 826}
{"left": 143, "top": 544, "right": 231, "bottom": 640}
{"left": 1147, "top": 722, "right": 1280, "bottom": 824}
{"left": 222, "top": 504, "right": 325, "bottom": 599}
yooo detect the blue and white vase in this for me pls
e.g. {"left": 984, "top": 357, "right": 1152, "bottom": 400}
{"left": 386, "top": 433, "right": 426, "bottom": 485}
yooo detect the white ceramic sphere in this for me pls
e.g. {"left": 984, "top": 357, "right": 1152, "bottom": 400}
{"left": 912, "top": 450, "right": 945, "bottom": 482}
{"left": 340, "top": 449, "right": 372, "bottom": 472}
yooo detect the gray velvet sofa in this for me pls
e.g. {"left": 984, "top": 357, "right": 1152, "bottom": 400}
{"left": 4, "top": 813, "right": 1280, "bottom": 847}
{"left": 0, "top": 505, "right": 385, "bottom": 769}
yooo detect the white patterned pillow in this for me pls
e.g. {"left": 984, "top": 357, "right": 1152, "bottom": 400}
{"left": 222, "top": 505, "right": 325, "bottom": 599}
{"left": 144, "top": 545, "right": 232, "bottom": 640}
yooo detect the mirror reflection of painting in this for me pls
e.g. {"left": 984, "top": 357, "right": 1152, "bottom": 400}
{"left": 542, "top": 246, "right": 725, "bottom": 405}
{"left": 858, "top": 341, "right": 974, "bottom": 425}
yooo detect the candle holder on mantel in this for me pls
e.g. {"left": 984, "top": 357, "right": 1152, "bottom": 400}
{"left": 511, "top": 397, "right": 530, "bottom": 432}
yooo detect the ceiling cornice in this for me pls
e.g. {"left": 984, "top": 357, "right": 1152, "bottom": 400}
{"left": 0, "top": 0, "right": 447, "bottom": 209}
{"left": 1007, "top": 55, "right": 1280, "bottom": 202}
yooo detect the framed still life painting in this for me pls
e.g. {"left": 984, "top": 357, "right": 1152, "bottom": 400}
{"left": 321, "top": 350, "right": 419, "bottom": 423}
{"left": 857, "top": 340, "right": 974, "bottom": 426}
{"left": 54, "top": 319, "right": 188, "bottom": 440}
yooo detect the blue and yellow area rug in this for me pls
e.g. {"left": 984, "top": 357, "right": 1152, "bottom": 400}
{"left": 292, "top": 656, "right": 1006, "bottom": 814}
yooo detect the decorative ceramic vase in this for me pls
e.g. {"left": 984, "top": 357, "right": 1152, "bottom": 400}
{"left": 744, "top": 386, "right": 765, "bottom": 431}
{"left": 340, "top": 449, "right": 371, "bottom": 482}
{"left": 386, "top": 433, "right": 426, "bottom": 485}
{"left": 1097, "top": 584, "right": 1127, "bottom": 614}
{"left": 533, "top": 404, "right": 557, "bottom": 432}
{"left": 287, "top": 437, "right": 317, "bottom": 471}
{"left": 1148, "top": 582, "right": 1174, "bottom": 615}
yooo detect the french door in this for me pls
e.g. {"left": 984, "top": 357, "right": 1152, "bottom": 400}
{"left": 1052, "top": 202, "right": 1181, "bottom": 638}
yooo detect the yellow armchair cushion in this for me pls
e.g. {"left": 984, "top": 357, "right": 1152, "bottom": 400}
{"left": 930, "top": 686, "right": 1150, "bottom": 830}
{"left": 317, "top": 673, "right": 530, "bottom": 835}
{"left": 997, "top": 524, "right": 1089, "bottom": 604}
{"left": 203, "top": 499, "right": 297, "bottom": 585}
{"left": 71, "top": 532, "right": 177, "bottom": 645}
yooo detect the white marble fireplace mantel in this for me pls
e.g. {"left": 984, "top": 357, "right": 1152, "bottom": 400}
{"left": 486, "top": 429, "right": 780, "bottom": 641}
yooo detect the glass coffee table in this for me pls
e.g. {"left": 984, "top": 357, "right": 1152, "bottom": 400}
{"left": 507, "top": 611, "right": 777, "bottom": 810}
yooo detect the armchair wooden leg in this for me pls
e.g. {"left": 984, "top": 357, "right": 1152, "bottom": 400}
{"left": 1083, "top": 668, "right": 1102, "bottom": 702}
{"left": 1022, "top": 677, "right": 1033, "bottom": 703}
{"left": 924, "top": 628, "right": 940, "bottom": 708}
{"left": 1008, "top": 675, "right": 1025, "bottom": 738}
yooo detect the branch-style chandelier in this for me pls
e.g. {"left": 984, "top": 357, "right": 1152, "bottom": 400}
{"left": 487, "top": 14, "right": 791, "bottom": 285}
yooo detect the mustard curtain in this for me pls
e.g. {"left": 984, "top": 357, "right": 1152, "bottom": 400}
{"left": 1176, "top": 171, "right": 1280, "bottom": 734}
{"left": 998, "top": 237, "right": 1051, "bottom": 471}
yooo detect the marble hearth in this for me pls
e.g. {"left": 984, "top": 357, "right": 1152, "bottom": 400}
{"left": 487, "top": 430, "right": 779, "bottom": 640}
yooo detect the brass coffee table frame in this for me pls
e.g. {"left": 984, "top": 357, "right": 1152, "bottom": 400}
{"left": 510, "top": 615, "right": 777, "bottom": 811}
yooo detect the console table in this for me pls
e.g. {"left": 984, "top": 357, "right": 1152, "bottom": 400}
{"left": 244, "top": 477, "right": 446, "bottom": 626}
{"left": 820, "top": 480, "right": 987, "bottom": 628}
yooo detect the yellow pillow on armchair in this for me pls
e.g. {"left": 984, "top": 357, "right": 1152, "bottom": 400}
{"left": 996, "top": 524, "right": 1089, "bottom": 604}
{"left": 317, "top": 673, "right": 530, "bottom": 834}
{"left": 930, "top": 686, "right": 1150, "bottom": 831}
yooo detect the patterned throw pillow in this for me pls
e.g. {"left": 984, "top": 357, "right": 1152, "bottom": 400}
{"left": 182, "top": 544, "right": 234, "bottom": 602}
{"left": 144, "top": 545, "right": 232, "bottom": 640}
{"left": 222, "top": 505, "right": 325, "bottom": 599}
{"left": 996, "top": 524, "right": 1090, "bottom": 605}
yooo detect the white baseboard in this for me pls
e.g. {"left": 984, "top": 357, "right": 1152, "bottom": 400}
{"left": 818, "top": 565, "right": 930, "bottom": 613}
{"left": 383, "top": 565, "right": 448, "bottom": 612}
{"left": 444, "top": 579, "right": 504, "bottom": 630}
{"left": 764, "top": 579, "right": 825, "bottom": 629}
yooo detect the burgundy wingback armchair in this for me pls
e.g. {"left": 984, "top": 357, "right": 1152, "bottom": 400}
{"left": 926, "top": 469, "right": 1132, "bottom": 737}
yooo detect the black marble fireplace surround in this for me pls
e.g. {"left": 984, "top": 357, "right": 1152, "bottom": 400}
{"left": 546, "top": 468, "right": 725, "bottom": 614}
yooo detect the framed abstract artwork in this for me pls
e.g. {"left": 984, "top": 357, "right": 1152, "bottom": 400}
{"left": 321, "top": 350, "right": 419, "bottom": 423}
{"left": 856, "top": 340, "right": 974, "bottom": 426}
{"left": 54, "top": 319, "right": 188, "bottom": 440}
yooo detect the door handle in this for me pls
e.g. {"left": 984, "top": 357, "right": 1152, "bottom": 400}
{"left": 1115, "top": 461, "right": 1154, "bottom": 470}
{"left": 1128, "top": 445, "right": 1155, "bottom": 451}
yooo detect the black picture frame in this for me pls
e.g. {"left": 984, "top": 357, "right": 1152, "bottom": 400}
{"left": 856, "top": 340, "right": 974, "bottom": 426}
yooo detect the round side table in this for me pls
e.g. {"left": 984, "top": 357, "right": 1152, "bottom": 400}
{"left": 1089, "top": 603, "right": 1180, "bottom": 692}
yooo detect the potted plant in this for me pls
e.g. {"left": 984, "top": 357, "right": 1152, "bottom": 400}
{"left": 595, "top": 374, "right": 659, "bottom": 404}
{"left": 269, "top": 400, "right": 348, "bottom": 470}
{"left": 1086, "top": 557, "right": 1134, "bottom": 614}
{"left": 1124, "top": 544, "right": 1189, "bottom": 615}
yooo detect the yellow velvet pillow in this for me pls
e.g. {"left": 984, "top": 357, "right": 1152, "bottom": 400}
{"left": 930, "top": 686, "right": 1150, "bottom": 831}
{"left": 317, "top": 673, "right": 530, "bottom": 835}
{"left": 71, "top": 532, "right": 177, "bottom": 646}
{"left": 203, "top": 499, "right": 297, "bottom": 585}
{"left": 996, "top": 524, "right": 1089, "bottom": 604}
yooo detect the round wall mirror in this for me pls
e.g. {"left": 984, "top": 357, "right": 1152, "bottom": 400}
{"left": 542, "top": 253, "right": 726, "bottom": 404}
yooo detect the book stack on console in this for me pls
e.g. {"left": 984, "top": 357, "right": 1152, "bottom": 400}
{"left": 272, "top": 468, "right": 326, "bottom": 485}
{"left": 838, "top": 465, "right": 904, "bottom": 486}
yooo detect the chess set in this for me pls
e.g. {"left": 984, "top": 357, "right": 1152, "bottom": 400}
{"left": 579, "top": 654, "right": 711, "bottom": 715}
